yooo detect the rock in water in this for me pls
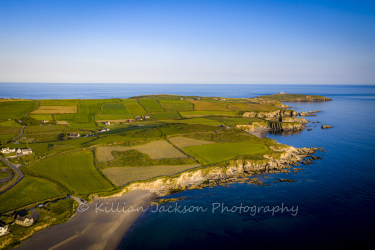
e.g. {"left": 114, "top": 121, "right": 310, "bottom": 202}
{"left": 321, "top": 125, "right": 333, "bottom": 129}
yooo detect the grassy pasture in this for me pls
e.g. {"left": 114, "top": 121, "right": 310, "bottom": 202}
{"left": 103, "top": 164, "right": 200, "bottom": 186}
{"left": 158, "top": 124, "right": 218, "bottom": 136}
{"left": 29, "top": 150, "right": 113, "bottom": 194}
{"left": 39, "top": 99, "right": 80, "bottom": 106}
{"left": 138, "top": 99, "right": 164, "bottom": 112}
{"left": 96, "top": 140, "right": 187, "bottom": 162}
{"left": 100, "top": 103, "right": 131, "bottom": 115}
{"left": 207, "top": 117, "right": 266, "bottom": 127}
{"left": 55, "top": 99, "right": 120, "bottom": 123}
{"left": 29, "top": 114, "right": 54, "bottom": 121}
{"left": 121, "top": 99, "right": 146, "bottom": 116}
{"left": 151, "top": 112, "right": 181, "bottom": 119}
{"left": 258, "top": 93, "right": 330, "bottom": 101}
{"left": 188, "top": 100, "right": 231, "bottom": 111}
{"left": 24, "top": 124, "right": 73, "bottom": 134}
{"left": 0, "top": 177, "right": 64, "bottom": 213}
{"left": 0, "top": 172, "right": 10, "bottom": 179}
{"left": 158, "top": 100, "right": 193, "bottom": 111}
{"left": 0, "top": 101, "right": 37, "bottom": 120}
{"left": 228, "top": 103, "right": 278, "bottom": 112}
{"left": 0, "top": 120, "right": 22, "bottom": 127}
{"left": 163, "top": 118, "right": 224, "bottom": 126}
{"left": 179, "top": 111, "right": 237, "bottom": 117}
{"left": 168, "top": 137, "right": 213, "bottom": 148}
{"left": 31, "top": 106, "right": 77, "bottom": 114}
{"left": 183, "top": 142, "right": 269, "bottom": 165}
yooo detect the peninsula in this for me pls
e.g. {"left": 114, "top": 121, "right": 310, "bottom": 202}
{"left": 0, "top": 93, "right": 330, "bottom": 249}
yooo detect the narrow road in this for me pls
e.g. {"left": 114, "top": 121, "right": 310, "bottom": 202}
{"left": 14, "top": 126, "right": 26, "bottom": 142}
{"left": 0, "top": 156, "right": 24, "bottom": 194}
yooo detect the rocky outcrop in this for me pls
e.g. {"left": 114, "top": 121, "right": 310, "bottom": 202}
{"left": 243, "top": 110, "right": 298, "bottom": 118}
{"left": 321, "top": 125, "right": 333, "bottom": 129}
{"left": 280, "top": 117, "right": 309, "bottom": 124}
{"left": 270, "top": 122, "right": 304, "bottom": 132}
{"left": 280, "top": 96, "right": 332, "bottom": 102}
{"left": 115, "top": 146, "right": 321, "bottom": 196}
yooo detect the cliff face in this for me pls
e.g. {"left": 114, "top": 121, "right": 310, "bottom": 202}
{"left": 243, "top": 110, "right": 298, "bottom": 118}
{"left": 116, "top": 146, "right": 319, "bottom": 196}
{"left": 280, "top": 117, "right": 309, "bottom": 124}
{"left": 270, "top": 122, "right": 304, "bottom": 131}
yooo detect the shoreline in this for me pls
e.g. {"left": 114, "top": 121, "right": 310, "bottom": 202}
{"left": 15, "top": 190, "right": 158, "bottom": 250}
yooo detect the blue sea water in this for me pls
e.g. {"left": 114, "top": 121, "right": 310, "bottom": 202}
{"left": 1, "top": 83, "right": 374, "bottom": 248}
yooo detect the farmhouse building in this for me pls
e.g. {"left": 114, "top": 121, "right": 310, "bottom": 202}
{"left": 1, "top": 148, "right": 16, "bottom": 154}
{"left": 69, "top": 134, "right": 80, "bottom": 138}
{"left": 16, "top": 148, "right": 33, "bottom": 156}
{"left": 0, "top": 223, "right": 9, "bottom": 236}
{"left": 15, "top": 215, "right": 34, "bottom": 227}
{"left": 143, "top": 116, "right": 151, "bottom": 119}
{"left": 104, "top": 121, "right": 110, "bottom": 125}
{"left": 99, "top": 128, "right": 110, "bottom": 133}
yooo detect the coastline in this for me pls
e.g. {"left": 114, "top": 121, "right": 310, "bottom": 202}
{"left": 15, "top": 190, "right": 158, "bottom": 250}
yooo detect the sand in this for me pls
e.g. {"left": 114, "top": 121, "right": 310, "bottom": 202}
{"left": 15, "top": 190, "right": 158, "bottom": 250}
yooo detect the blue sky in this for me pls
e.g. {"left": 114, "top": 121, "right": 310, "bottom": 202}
{"left": 0, "top": 0, "right": 374, "bottom": 84}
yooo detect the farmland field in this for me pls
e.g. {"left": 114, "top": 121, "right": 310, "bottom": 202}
{"left": 29, "top": 150, "right": 113, "bottom": 194}
{"left": 31, "top": 106, "right": 77, "bottom": 114}
{"left": 39, "top": 99, "right": 80, "bottom": 106}
{"left": 100, "top": 103, "right": 131, "bottom": 115}
{"left": 183, "top": 142, "right": 269, "bottom": 165}
{"left": 188, "top": 100, "right": 231, "bottom": 111}
{"left": 55, "top": 99, "right": 120, "bottom": 123}
{"left": 0, "top": 120, "right": 22, "bottom": 127}
{"left": 29, "top": 114, "right": 54, "bottom": 121}
{"left": 228, "top": 103, "right": 279, "bottom": 112}
{"left": 96, "top": 140, "right": 187, "bottom": 162}
{"left": 0, "top": 177, "right": 64, "bottom": 213}
{"left": 121, "top": 99, "right": 146, "bottom": 116}
{"left": 158, "top": 100, "right": 193, "bottom": 111}
{"left": 103, "top": 164, "right": 200, "bottom": 186}
{"left": 168, "top": 137, "right": 213, "bottom": 148}
{"left": 138, "top": 99, "right": 164, "bottom": 112}
{"left": 179, "top": 111, "right": 237, "bottom": 117}
{"left": 163, "top": 118, "right": 224, "bottom": 126}
{"left": 0, "top": 101, "right": 37, "bottom": 120}
{"left": 207, "top": 117, "right": 266, "bottom": 126}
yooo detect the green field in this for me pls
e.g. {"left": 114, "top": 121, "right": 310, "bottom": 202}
{"left": 163, "top": 118, "right": 224, "bottom": 126}
{"left": 28, "top": 150, "right": 113, "bottom": 194}
{"left": 39, "top": 99, "right": 80, "bottom": 106}
{"left": 54, "top": 99, "right": 120, "bottom": 123}
{"left": 103, "top": 164, "right": 200, "bottom": 186}
{"left": 138, "top": 99, "right": 164, "bottom": 112}
{"left": 100, "top": 103, "right": 131, "bottom": 115}
{"left": 0, "top": 120, "right": 22, "bottom": 127}
{"left": 29, "top": 114, "right": 54, "bottom": 121}
{"left": 207, "top": 117, "right": 266, "bottom": 126}
{"left": 228, "top": 103, "right": 279, "bottom": 112}
{"left": 0, "top": 177, "right": 64, "bottom": 213}
{"left": 258, "top": 93, "right": 331, "bottom": 101}
{"left": 0, "top": 101, "right": 37, "bottom": 120}
{"left": 159, "top": 100, "right": 193, "bottom": 111}
{"left": 189, "top": 100, "right": 231, "bottom": 111}
{"left": 179, "top": 111, "right": 237, "bottom": 117}
{"left": 183, "top": 142, "right": 269, "bottom": 165}
{"left": 121, "top": 99, "right": 146, "bottom": 116}
{"left": 0, "top": 172, "right": 10, "bottom": 179}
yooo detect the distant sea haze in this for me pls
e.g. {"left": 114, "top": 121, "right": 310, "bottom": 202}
{"left": 1, "top": 83, "right": 374, "bottom": 100}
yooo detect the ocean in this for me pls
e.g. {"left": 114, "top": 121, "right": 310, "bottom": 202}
{"left": 1, "top": 83, "right": 374, "bottom": 249}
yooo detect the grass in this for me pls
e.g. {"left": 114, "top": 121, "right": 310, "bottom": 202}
{"left": 207, "top": 117, "right": 266, "bottom": 127}
{"left": 183, "top": 142, "right": 269, "bottom": 165}
{"left": 28, "top": 150, "right": 113, "bottom": 194}
{"left": 227, "top": 103, "right": 279, "bottom": 112}
{"left": 158, "top": 123, "right": 218, "bottom": 136}
{"left": 103, "top": 164, "right": 200, "bottom": 186}
{"left": 97, "top": 150, "right": 197, "bottom": 169}
{"left": 0, "top": 172, "right": 10, "bottom": 179}
{"left": 24, "top": 124, "right": 73, "bottom": 134}
{"left": 168, "top": 137, "right": 213, "bottom": 148}
{"left": 258, "top": 93, "right": 330, "bottom": 101}
{"left": 121, "top": 99, "right": 146, "bottom": 116}
{"left": 138, "top": 99, "right": 164, "bottom": 112}
{"left": 31, "top": 106, "right": 77, "bottom": 114}
{"left": 179, "top": 111, "right": 237, "bottom": 117}
{"left": 0, "top": 101, "right": 37, "bottom": 120}
{"left": 55, "top": 99, "right": 120, "bottom": 123}
{"left": 188, "top": 100, "right": 232, "bottom": 111}
{"left": 96, "top": 140, "right": 187, "bottom": 162}
{"left": 0, "top": 120, "right": 22, "bottom": 127}
{"left": 0, "top": 177, "right": 64, "bottom": 213}
{"left": 39, "top": 99, "right": 80, "bottom": 106}
{"left": 158, "top": 100, "right": 193, "bottom": 111}
{"left": 100, "top": 103, "right": 132, "bottom": 115}
{"left": 29, "top": 114, "right": 54, "bottom": 121}
{"left": 163, "top": 118, "right": 224, "bottom": 126}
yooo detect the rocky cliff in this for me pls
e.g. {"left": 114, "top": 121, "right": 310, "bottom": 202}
{"left": 114, "top": 146, "right": 320, "bottom": 196}
{"left": 242, "top": 110, "right": 298, "bottom": 118}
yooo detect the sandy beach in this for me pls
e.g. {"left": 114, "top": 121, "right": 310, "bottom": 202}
{"left": 248, "top": 128, "right": 268, "bottom": 139}
{"left": 15, "top": 190, "right": 158, "bottom": 250}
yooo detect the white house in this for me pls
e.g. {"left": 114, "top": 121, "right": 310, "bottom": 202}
{"left": 69, "top": 134, "right": 80, "bottom": 138}
{"left": 99, "top": 128, "right": 110, "bottom": 133}
{"left": 42, "top": 120, "right": 49, "bottom": 124}
{"left": 104, "top": 121, "right": 110, "bottom": 126}
{"left": 0, "top": 223, "right": 9, "bottom": 236}
{"left": 1, "top": 148, "right": 15, "bottom": 154}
